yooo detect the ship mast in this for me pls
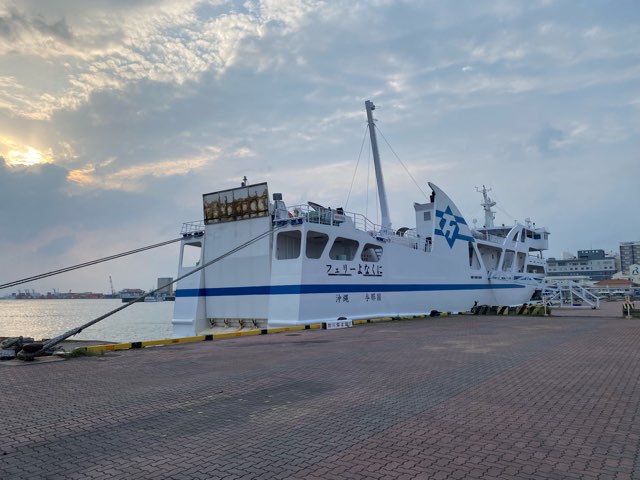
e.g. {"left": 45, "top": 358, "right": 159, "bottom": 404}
{"left": 476, "top": 185, "right": 496, "bottom": 228}
{"left": 365, "top": 100, "right": 392, "bottom": 232}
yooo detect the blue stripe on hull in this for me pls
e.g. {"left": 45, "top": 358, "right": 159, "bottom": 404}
{"left": 176, "top": 283, "right": 525, "bottom": 297}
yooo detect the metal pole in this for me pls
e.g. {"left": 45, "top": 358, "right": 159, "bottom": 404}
{"left": 365, "top": 100, "right": 391, "bottom": 233}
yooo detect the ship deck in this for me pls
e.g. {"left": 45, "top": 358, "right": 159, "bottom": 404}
{"left": 1, "top": 301, "right": 639, "bottom": 479}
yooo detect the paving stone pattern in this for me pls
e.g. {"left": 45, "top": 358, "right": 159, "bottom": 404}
{"left": 1, "top": 315, "right": 639, "bottom": 479}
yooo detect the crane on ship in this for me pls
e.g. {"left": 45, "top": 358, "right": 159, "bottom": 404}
{"left": 109, "top": 276, "right": 116, "bottom": 298}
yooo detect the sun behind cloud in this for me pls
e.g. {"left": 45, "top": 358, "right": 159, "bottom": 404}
{"left": 1, "top": 138, "right": 53, "bottom": 167}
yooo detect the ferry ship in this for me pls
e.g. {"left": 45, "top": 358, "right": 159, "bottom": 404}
{"left": 172, "top": 101, "right": 549, "bottom": 337}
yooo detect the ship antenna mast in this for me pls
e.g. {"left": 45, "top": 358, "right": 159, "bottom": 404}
{"left": 476, "top": 185, "right": 496, "bottom": 228}
{"left": 365, "top": 100, "right": 391, "bottom": 232}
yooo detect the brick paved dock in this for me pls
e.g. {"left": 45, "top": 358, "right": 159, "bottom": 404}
{"left": 2, "top": 308, "right": 639, "bottom": 479}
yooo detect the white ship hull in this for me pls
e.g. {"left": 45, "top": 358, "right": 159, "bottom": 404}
{"left": 171, "top": 101, "right": 548, "bottom": 337}
{"left": 172, "top": 183, "right": 547, "bottom": 337}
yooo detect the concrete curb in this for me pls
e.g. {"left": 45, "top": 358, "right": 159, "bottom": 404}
{"left": 74, "top": 312, "right": 461, "bottom": 355}
{"left": 77, "top": 323, "right": 323, "bottom": 355}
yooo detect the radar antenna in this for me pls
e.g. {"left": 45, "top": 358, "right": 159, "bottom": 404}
{"left": 476, "top": 185, "right": 496, "bottom": 228}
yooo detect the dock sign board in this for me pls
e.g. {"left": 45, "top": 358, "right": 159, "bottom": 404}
{"left": 323, "top": 319, "right": 353, "bottom": 329}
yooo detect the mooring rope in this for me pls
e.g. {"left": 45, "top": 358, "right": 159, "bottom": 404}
{"left": 19, "top": 223, "right": 286, "bottom": 359}
{"left": 375, "top": 125, "right": 430, "bottom": 202}
{"left": 0, "top": 237, "right": 184, "bottom": 290}
{"left": 345, "top": 123, "right": 370, "bottom": 210}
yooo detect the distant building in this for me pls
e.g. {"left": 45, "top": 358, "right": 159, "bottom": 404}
{"left": 119, "top": 288, "right": 146, "bottom": 302}
{"left": 546, "top": 249, "right": 617, "bottom": 281}
{"left": 120, "top": 288, "right": 145, "bottom": 296}
{"left": 620, "top": 241, "right": 640, "bottom": 274}
{"left": 610, "top": 251, "right": 622, "bottom": 272}
{"left": 157, "top": 277, "right": 174, "bottom": 294}
{"left": 591, "top": 278, "right": 639, "bottom": 298}
{"left": 613, "top": 264, "right": 640, "bottom": 283}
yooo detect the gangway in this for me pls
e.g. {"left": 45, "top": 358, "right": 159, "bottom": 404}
{"left": 542, "top": 278, "right": 600, "bottom": 309}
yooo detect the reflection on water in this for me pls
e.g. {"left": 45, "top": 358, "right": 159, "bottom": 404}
{"left": 0, "top": 299, "right": 173, "bottom": 343}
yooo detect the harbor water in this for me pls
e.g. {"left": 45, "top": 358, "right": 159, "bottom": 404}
{"left": 0, "top": 299, "right": 173, "bottom": 344}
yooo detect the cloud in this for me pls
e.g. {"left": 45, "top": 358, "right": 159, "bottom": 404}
{"left": 532, "top": 125, "right": 564, "bottom": 155}
{"left": 0, "top": 7, "right": 74, "bottom": 48}
{"left": 0, "top": 161, "right": 69, "bottom": 241}
{"left": 67, "top": 153, "right": 211, "bottom": 191}
{"left": 0, "top": 0, "right": 324, "bottom": 121}
{"left": 233, "top": 147, "right": 256, "bottom": 158}
{"left": 0, "top": 159, "right": 178, "bottom": 242}
{"left": 35, "top": 234, "right": 76, "bottom": 257}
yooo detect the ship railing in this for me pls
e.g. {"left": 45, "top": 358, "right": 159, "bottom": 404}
{"left": 475, "top": 228, "right": 549, "bottom": 256}
{"left": 527, "top": 255, "right": 546, "bottom": 265}
{"left": 472, "top": 231, "right": 508, "bottom": 243}
{"left": 390, "top": 228, "right": 432, "bottom": 252}
{"left": 181, "top": 220, "right": 205, "bottom": 235}
{"left": 284, "top": 204, "right": 363, "bottom": 228}
{"left": 285, "top": 205, "right": 432, "bottom": 252}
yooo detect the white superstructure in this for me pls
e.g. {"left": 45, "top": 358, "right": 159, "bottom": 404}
{"left": 172, "top": 101, "right": 549, "bottom": 337}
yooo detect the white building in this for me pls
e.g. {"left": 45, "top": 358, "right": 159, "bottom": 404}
{"left": 157, "top": 277, "right": 174, "bottom": 294}
{"left": 620, "top": 241, "right": 640, "bottom": 274}
{"left": 547, "top": 249, "right": 616, "bottom": 281}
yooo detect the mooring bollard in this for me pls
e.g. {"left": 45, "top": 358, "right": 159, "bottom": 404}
{"left": 623, "top": 295, "right": 634, "bottom": 319}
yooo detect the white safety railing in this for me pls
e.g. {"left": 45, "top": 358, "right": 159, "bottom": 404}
{"left": 285, "top": 204, "right": 433, "bottom": 253}
{"left": 181, "top": 220, "right": 205, "bottom": 235}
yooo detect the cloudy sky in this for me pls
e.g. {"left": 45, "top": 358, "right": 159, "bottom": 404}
{"left": 0, "top": 0, "right": 638, "bottom": 295}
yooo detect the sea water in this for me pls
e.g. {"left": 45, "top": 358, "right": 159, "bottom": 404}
{"left": 0, "top": 299, "right": 173, "bottom": 343}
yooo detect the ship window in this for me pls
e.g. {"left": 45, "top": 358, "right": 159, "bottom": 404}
{"left": 361, "top": 243, "right": 383, "bottom": 262}
{"left": 502, "top": 250, "right": 515, "bottom": 271}
{"left": 526, "top": 265, "right": 545, "bottom": 274}
{"left": 181, "top": 242, "right": 202, "bottom": 267}
{"left": 276, "top": 231, "right": 301, "bottom": 260}
{"left": 329, "top": 237, "right": 359, "bottom": 261}
{"left": 306, "top": 231, "right": 329, "bottom": 259}
{"left": 424, "top": 211, "right": 431, "bottom": 221}
{"left": 468, "top": 243, "right": 481, "bottom": 270}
